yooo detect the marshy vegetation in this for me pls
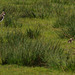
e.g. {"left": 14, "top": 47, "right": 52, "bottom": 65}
{"left": 0, "top": 0, "right": 75, "bottom": 73}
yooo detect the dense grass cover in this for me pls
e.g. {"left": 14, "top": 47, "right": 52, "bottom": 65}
{"left": 0, "top": 0, "right": 75, "bottom": 72}
{"left": 0, "top": 31, "right": 75, "bottom": 71}
{"left": 53, "top": 6, "right": 75, "bottom": 38}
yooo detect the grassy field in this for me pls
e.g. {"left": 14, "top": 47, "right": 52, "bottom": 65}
{"left": 0, "top": 0, "right": 75, "bottom": 74}
{"left": 0, "top": 65, "right": 75, "bottom": 75}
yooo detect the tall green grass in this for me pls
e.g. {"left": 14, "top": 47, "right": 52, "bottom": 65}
{"left": 0, "top": 30, "right": 75, "bottom": 71}
{"left": 0, "top": 0, "right": 68, "bottom": 20}
{"left": 0, "top": 0, "right": 75, "bottom": 71}
{"left": 1, "top": 0, "right": 74, "bottom": 21}
{"left": 53, "top": 6, "right": 75, "bottom": 38}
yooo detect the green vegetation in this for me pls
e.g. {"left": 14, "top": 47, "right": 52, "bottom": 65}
{"left": 0, "top": 65, "right": 75, "bottom": 75}
{"left": 0, "top": 0, "right": 75, "bottom": 74}
{"left": 53, "top": 6, "right": 75, "bottom": 38}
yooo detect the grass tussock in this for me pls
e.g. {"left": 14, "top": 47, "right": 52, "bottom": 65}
{"left": 26, "top": 28, "right": 41, "bottom": 39}
{"left": 0, "top": 31, "right": 75, "bottom": 71}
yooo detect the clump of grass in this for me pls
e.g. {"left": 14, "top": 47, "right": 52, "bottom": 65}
{"left": 0, "top": 30, "right": 75, "bottom": 71}
{"left": 26, "top": 28, "right": 40, "bottom": 39}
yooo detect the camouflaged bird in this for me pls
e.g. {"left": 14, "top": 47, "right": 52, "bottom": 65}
{"left": 0, "top": 11, "right": 5, "bottom": 22}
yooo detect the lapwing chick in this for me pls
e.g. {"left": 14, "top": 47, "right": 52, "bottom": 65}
{"left": 68, "top": 38, "right": 73, "bottom": 43}
{"left": 0, "top": 11, "right": 5, "bottom": 22}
